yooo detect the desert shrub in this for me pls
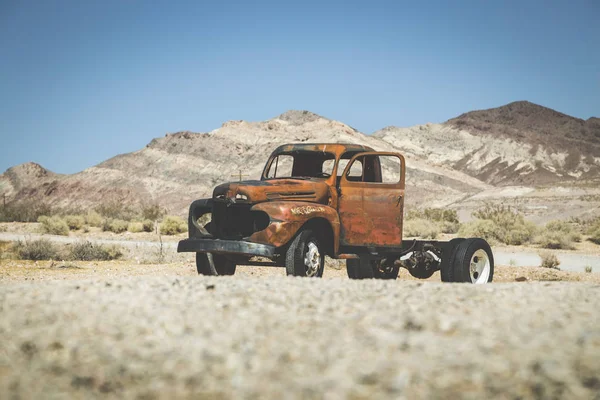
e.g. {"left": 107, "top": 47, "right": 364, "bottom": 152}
{"left": 64, "top": 215, "right": 85, "bottom": 231}
{"left": 142, "top": 219, "right": 155, "bottom": 233}
{"left": 539, "top": 251, "right": 560, "bottom": 270}
{"left": 102, "top": 219, "right": 128, "bottom": 234}
{"left": 0, "top": 200, "right": 53, "bottom": 222}
{"left": 461, "top": 204, "right": 537, "bottom": 245}
{"left": 534, "top": 230, "right": 575, "bottom": 250}
{"left": 38, "top": 216, "right": 70, "bottom": 236}
{"left": 15, "top": 239, "right": 61, "bottom": 260}
{"left": 406, "top": 208, "right": 459, "bottom": 223}
{"left": 159, "top": 216, "right": 187, "bottom": 235}
{"left": 95, "top": 200, "right": 135, "bottom": 221}
{"left": 403, "top": 218, "right": 440, "bottom": 239}
{"left": 458, "top": 219, "right": 498, "bottom": 243}
{"left": 590, "top": 226, "right": 600, "bottom": 245}
{"left": 127, "top": 221, "right": 144, "bottom": 233}
{"left": 441, "top": 220, "right": 460, "bottom": 234}
{"left": 142, "top": 203, "right": 165, "bottom": 221}
{"left": 544, "top": 220, "right": 581, "bottom": 242}
{"left": 69, "top": 241, "right": 122, "bottom": 261}
{"left": 585, "top": 265, "right": 593, "bottom": 273}
{"left": 85, "top": 210, "right": 103, "bottom": 227}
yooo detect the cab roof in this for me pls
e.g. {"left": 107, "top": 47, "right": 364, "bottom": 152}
{"left": 272, "top": 143, "right": 375, "bottom": 157}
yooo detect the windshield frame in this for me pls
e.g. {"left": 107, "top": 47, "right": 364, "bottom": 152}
{"left": 261, "top": 150, "right": 338, "bottom": 181}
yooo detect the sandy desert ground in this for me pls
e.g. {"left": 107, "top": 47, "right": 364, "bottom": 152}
{"left": 1, "top": 226, "right": 600, "bottom": 399}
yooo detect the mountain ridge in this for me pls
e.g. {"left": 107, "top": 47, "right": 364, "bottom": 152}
{"left": 1, "top": 102, "right": 599, "bottom": 220}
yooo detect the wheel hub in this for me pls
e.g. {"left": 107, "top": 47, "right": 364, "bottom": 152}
{"left": 304, "top": 242, "right": 321, "bottom": 277}
{"left": 470, "top": 250, "right": 490, "bottom": 283}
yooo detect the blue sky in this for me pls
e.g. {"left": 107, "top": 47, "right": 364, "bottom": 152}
{"left": 1, "top": 0, "right": 598, "bottom": 174}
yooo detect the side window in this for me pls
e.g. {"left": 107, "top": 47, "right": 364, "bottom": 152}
{"left": 348, "top": 160, "right": 363, "bottom": 178}
{"left": 342, "top": 154, "right": 402, "bottom": 184}
{"left": 343, "top": 159, "right": 363, "bottom": 181}
{"left": 379, "top": 155, "right": 402, "bottom": 183}
{"left": 266, "top": 155, "right": 294, "bottom": 178}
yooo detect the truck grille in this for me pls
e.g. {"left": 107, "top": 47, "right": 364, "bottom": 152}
{"left": 211, "top": 201, "right": 255, "bottom": 239}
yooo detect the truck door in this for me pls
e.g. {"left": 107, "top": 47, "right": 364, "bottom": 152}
{"left": 338, "top": 152, "right": 405, "bottom": 247}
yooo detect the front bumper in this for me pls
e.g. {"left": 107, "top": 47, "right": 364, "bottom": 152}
{"left": 177, "top": 238, "right": 276, "bottom": 257}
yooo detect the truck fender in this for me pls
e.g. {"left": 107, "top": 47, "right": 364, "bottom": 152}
{"left": 249, "top": 201, "right": 340, "bottom": 255}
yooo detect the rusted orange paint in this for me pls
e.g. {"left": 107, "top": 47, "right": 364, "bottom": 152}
{"left": 195, "top": 144, "right": 406, "bottom": 257}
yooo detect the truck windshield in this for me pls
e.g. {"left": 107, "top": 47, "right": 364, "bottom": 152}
{"left": 264, "top": 151, "right": 336, "bottom": 179}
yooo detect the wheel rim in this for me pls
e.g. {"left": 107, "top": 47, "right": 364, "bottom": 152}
{"left": 470, "top": 249, "right": 490, "bottom": 283}
{"left": 304, "top": 241, "right": 321, "bottom": 277}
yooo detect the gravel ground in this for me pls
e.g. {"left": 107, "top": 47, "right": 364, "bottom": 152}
{"left": 1, "top": 274, "right": 600, "bottom": 399}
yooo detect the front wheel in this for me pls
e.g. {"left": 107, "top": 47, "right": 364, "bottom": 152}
{"left": 448, "top": 238, "right": 494, "bottom": 283}
{"left": 285, "top": 229, "right": 324, "bottom": 277}
{"left": 196, "top": 253, "right": 236, "bottom": 276}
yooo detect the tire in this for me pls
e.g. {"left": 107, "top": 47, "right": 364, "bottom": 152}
{"left": 196, "top": 253, "right": 236, "bottom": 276}
{"left": 285, "top": 229, "right": 324, "bottom": 277}
{"left": 448, "top": 238, "right": 494, "bottom": 283}
{"left": 346, "top": 258, "right": 398, "bottom": 279}
{"left": 440, "top": 238, "right": 466, "bottom": 282}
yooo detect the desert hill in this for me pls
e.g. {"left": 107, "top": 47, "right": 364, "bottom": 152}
{"left": 374, "top": 101, "right": 600, "bottom": 186}
{"left": 0, "top": 110, "right": 489, "bottom": 215}
{"left": 1, "top": 103, "right": 599, "bottom": 222}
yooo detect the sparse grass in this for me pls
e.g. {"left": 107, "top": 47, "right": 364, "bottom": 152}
{"left": 588, "top": 223, "right": 600, "bottom": 245}
{"left": 160, "top": 216, "right": 187, "bottom": 235}
{"left": 69, "top": 241, "right": 122, "bottom": 261}
{"left": 64, "top": 215, "right": 85, "bottom": 231}
{"left": 534, "top": 222, "right": 577, "bottom": 250}
{"left": 142, "top": 203, "right": 165, "bottom": 222}
{"left": 85, "top": 211, "right": 103, "bottom": 227}
{"left": 15, "top": 239, "right": 61, "bottom": 260}
{"left": 142, "top": 219, "right": 155, "bottom": 233}
{"left": 403, "top": 218, "right": 440, "bottom": 239}
{"left": 0, "top": 200, "right": 53, "bottom": 222}
{"left": 459, "top": 204, "right": 536, "bottom": 245}
{"left": 102, "top": 219, "right": 128, "bottom": 234}
{"left": 127, "top": 221, "right": 144, "bottom": 233}
{"left": 539, "top": 251, "right": 560, "bottom": 270}
{"left": 95, "top": 200, "right": 136, "bottom": 221}
{"left": 403, "top": 207, "right": 458, "bottom": 238}
{"left": 38, "top": 216, "right": 70, "bottom": 236}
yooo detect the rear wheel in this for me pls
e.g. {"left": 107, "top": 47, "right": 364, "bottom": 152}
{"left": 196, "top": 253, "right": 236, "bottom": 276}
{"left": 440, "top": 238, "right": 466, "bottom": 282}
{"left": 285, "top": 229, "right": 324, "bottom": 277}
{"left": 447, "top": 238, "right": 494, "bottom": 283}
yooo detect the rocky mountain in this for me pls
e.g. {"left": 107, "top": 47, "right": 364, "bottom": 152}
{"left": 1, "top": 103, "right": 599, "bottom": 222}
{"left": 0, "top": 110, "right": 489, "bottom": 215}
{"left": 374, "top": 101, "right": 600, "bottom": 186}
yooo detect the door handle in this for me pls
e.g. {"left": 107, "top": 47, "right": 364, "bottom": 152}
{"left": 395, "top": 195, "right": 403, "bottom": 206}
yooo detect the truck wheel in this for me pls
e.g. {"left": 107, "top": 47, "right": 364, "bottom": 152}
{"left": 196, "top": 253, "right": 236, "bottom": 276}
{"left": 346, "top": 258, "right": 398, "bottom": 279}
{"left": 440, "top": 238, "right": 465, "bottom": 282}
{"left": 449, "top": 238, "right": 494, "bottom": 283}
{"left": 285, "top": 229, "right": 324, "bottom": 277}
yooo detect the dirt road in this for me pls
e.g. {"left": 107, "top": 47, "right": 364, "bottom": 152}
{"left": 1, "top": 275, "right": 599, "bottom": 399}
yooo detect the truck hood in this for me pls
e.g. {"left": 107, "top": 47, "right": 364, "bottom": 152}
{"left": 212, "top": 179, "right": 331, "bottom": 205}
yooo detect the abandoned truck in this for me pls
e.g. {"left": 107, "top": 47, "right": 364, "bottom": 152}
{"left": 178, "top": 143, "right": 493, "bottom": 283}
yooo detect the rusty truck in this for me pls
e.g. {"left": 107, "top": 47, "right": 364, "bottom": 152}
{"left": 177, "top": 143, "right": 493, "bottom": 283}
